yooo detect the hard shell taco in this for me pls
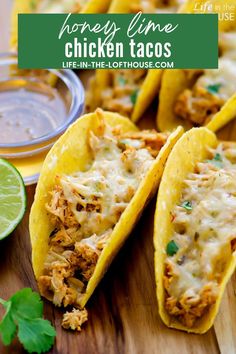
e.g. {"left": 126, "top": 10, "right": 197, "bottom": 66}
{"left": 86, "top": 69, "right": 163, "bottom": 123}
{"left": 157, "top": 27, "right": 236, "bottom": 134}
{"left": 29, "top": 109, "right": 183, "bottom": 330}
{"left": 100, "top": 0, "right": 186, "bottom": 122}
{"left": 154, "top": 127, "right": 236, "bottom": 333}
{"left": 10, "top": 0, "right": 112, "bottom": 50}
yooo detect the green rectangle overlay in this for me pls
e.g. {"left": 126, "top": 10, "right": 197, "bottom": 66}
{"left": 18, "top": 13, "right": 218, "bottom": 69}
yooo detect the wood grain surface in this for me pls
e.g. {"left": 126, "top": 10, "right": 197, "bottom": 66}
{"left": 1, "top": 2, "right": 236, "bottom": 353}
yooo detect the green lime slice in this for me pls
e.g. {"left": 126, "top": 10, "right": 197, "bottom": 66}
{"left": 0, "top": 158, "right": 26, "bottom": 240}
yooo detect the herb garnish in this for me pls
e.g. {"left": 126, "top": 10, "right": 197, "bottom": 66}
{"left": 166, "top": 240, "right": 179, "bottom": 256}
{"left": 181, "top": 200, "right": 192, "bottom": 211}
{"left": 0, "top": 288, "right": 56, "bottom": 353}
{"left": 207, "top": 153, "right": 223, "bottom": 168}
{"left": 206, "top": 83, "right": 222, "bottom": 95}
{"left": 117, "top": 76, "right": 126, "bottom": 86}
{"left": 130, "top": 89, "right": 139, "bottom": 105}
{"left": 214, "top": 153, "right": 222, "bottom": 161}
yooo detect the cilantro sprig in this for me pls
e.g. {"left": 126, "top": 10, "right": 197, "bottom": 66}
{"left": 181, "top": 200, "right": 192, "bottom": 211}
{"left": 0, "top": 288, "right": 56, "bottom": 353}
{"left": 207, "top": 153, "right": 223, "bottom": 168}
{"left": 166, "top": 240, "right": 179, "bottom": 256}
{"left": 206, "top": 83, "right": 222, "bottom": 95}
{"left": 130, "top": 89, "right": 139, "bottom": 105}
{"left": 117, "top": 76, "right": 126, "bottom": 86}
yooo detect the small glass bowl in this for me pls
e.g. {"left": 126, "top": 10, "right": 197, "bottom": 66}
{"left": 0, "top": 53, "right": 84, "bottom": 185}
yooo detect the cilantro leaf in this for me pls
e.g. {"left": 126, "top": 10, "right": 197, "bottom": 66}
{"left": 0, "top": 307, "right": 16, "bottom": 346}
{"left": 181, "top": 200, "right": 192, "bottom": 211}
{"left": 207, "top": 153, "right": 223, "bottom": 168}
{"left": 213, "top": 153, "right": 222, "bottom": 162}
{"left": 166, "top": 240, "right": 179, "bottom": 256}
{"left": 0, "top": 288, "right": 56, "bottom": 353}
{"left": 10, "top": 288, "right": 43, "bottom": 320}
{"left": 130, "top": 89, "right": 139, "bottom": 105}
{"left": 18, "top": 318, "right": 56, "bottom": 354}
{"left": 206, "top": 83, "right": 222, "bottom": 95}
{"left": 117, "top": 76, "right": 126, "bottom": 86}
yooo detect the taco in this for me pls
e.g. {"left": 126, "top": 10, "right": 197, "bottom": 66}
{"left": 157, "top": 28, "right": 236, "bottom": 134}
{"left": 86, "top": 69, "right": 163, "bottom": 123}
{"left": 29, "top": 109, "right": 183, "bottom": 330}
{"left": 10, "top": 0, "right": 112, "bottom": 50}
{"left": 154, "top": 127, "right": 236, "bottom": 333}
{"left": 102, "top": 0, "right": 186, "bottom": 123}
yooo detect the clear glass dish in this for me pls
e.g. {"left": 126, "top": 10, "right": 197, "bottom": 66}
{"left": 0, "top": 53, "right": 84, "bottom": 185}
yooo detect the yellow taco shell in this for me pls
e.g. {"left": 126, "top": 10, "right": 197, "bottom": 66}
{"left": 157, "top": 5, "right": 236, "bottom": 134}
{"left": 30, "top": 110, "right": 183, "bottom": 308}
{"left": 86, "top": 69, "right": 163, "bottom": 123}
{"left": 108, "top": 0, "right": 184, "bottom": 14}
{"left": 10, "top": 0, "right": 112, "bottom": 50}
{"left": 157, "top": 69, "right": 236, "bottom": 134}
{"left": 107, "top": 0, "right": 188, "bottom": 122}
{"left": 154, "top": 127, "right": 236, "bottom": 333}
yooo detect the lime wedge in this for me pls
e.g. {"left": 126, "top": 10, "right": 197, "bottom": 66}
{"left": 0, "top": 158, "right": 26, "bottom": 240}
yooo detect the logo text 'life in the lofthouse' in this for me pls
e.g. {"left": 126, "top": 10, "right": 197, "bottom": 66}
{"left": 61, "top": 12, "right": 174, "bottom": 67}
{"left": 18, "top": 13, "right": 218, "bottom": 69}
{"left": 193, "top": 1, "right": 235, "bottom": 22}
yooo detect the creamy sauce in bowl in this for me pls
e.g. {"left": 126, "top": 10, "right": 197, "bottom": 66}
{"left": 0, "top": 79, "right": 67, "bottom": 144}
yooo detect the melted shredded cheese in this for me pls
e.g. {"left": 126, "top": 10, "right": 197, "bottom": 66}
{"left": 164, "top": 143, "right": 236, "bottom": 327}
{"left": 174, "top": 31, "right": 236, "bottom": 125}
{"left": 38, "top": 116, "right": 168, "bottom": 330}
{"left": 86, "top": 70, "right": 146, "bottom": 117}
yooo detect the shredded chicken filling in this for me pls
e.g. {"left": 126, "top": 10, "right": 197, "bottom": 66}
{"left": 86, "top": 69, "right": 147, "bottom": 117}
{"left": 62, "top": 308, "right": 88, "bottom": 331}
{"left": 38, "top": 117, "right": 168, "bottom": 329}
{"left": 174, "top": 31, "right": 236, "bottom": 125}
{"left": 164, "top": 143, "right": 236, "bottom": 327}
